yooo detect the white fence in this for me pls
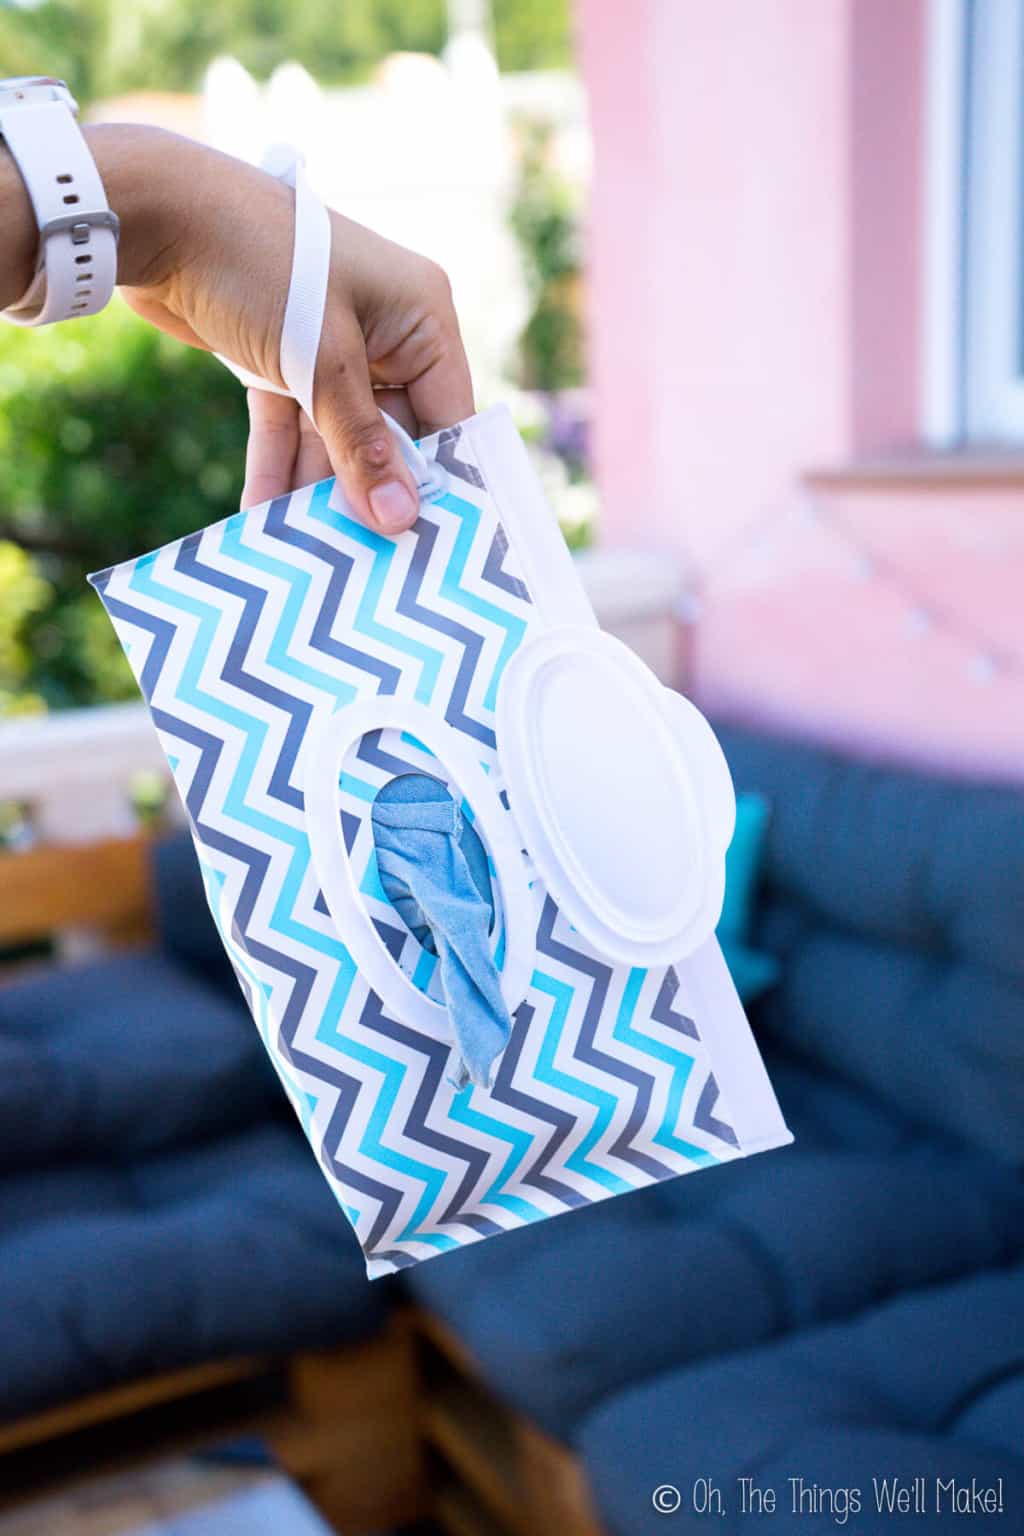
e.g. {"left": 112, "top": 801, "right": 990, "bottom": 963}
{"left": 200, "top": 48, "right": 587, "bottom": 404}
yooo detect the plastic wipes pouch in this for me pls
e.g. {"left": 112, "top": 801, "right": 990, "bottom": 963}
{"left": 90, "top": 157, "right": 791, "bottom": 1276}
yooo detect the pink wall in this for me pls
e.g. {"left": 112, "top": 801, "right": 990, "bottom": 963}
{"left": 577, "top": 0, "right": 1024, "bottom": 782}
{"left": 849, "top": 0, "right": 925, "bottom": 452}
{"left": 698, "top": 483, "right": 1024, "bottom": 781}
{"left": 579, "top": 0, "right": 851, "bottom": 568}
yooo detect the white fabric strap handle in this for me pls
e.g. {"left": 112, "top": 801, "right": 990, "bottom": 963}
{"left": 1, "top": 101, "right": 118, "bottom": 326}
{"left": 269, "top": 146, "right": 329, "bottom": 426}
{"left": 218, "top": 147, "right": 437, "bottom": 494}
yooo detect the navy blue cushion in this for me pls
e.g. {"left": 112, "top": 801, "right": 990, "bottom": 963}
{"left": 0, "top": 1123, "right": 388, "bottom": 1418}
{"left": 152, "top": 831, "right": 239, "bottom": 995}
{"left": 0, "top": 830, "right": 390, "bottom": 1418}
{"left": 406, "top": 1126, "right": 1024, "bottom": 1439}
{"left": 718, "top": 727, "right": 1024, "bottom": 1162}
{"left": 406, "top": 729, "right": 1024, "bottom": 1438}
{"left": 717, "top": 727, "right": 1024, "bottom": 984}
{"left": 580, "top": 1260, "right": 1024, "bottom": 1535}
{"left": 0, "top": 951, "right": 281, "bottom": 1170}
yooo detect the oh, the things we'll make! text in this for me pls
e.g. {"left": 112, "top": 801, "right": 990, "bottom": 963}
{"left": 657, "top": 1473, "right": 1007, "bottom": 1524}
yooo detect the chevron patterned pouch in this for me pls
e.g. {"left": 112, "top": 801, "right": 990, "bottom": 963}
{"left": 89, "top": 158, "right": 791, "bottom": 1275}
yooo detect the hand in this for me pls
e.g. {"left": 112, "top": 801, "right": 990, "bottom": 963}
{"left": 101, "top": 126, "right": 473, "bottom": 531}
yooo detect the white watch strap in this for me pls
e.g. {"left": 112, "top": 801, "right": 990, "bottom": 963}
{"left": 1, "top": 100, "right": 118, "bottom": 326}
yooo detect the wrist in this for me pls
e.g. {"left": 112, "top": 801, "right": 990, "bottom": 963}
{"left": 84, "top": 123, "right": 195, "bottom": 289}
{"left": 0, "top": 121, "right": 203, "bottom": 311}
{"left": 0, "top": 136, "right": 37, "bottom": 309}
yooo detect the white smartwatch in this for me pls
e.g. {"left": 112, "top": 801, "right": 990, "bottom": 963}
{"left": 0, "top": 76, "right": 119, "bottom": 326}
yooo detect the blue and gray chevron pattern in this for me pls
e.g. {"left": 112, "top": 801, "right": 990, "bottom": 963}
{"left": 92, "top": 420, "right": 747, "bottom": 1275}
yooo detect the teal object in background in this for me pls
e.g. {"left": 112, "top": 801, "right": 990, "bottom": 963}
{"left": 717, "top": 793, "right": 780, "bottom": 1003}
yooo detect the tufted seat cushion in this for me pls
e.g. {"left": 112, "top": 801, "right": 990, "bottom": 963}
{"left": 0, "top": 1120, "right": 388, "bottom": 1419}
{"left": 0, "top": 833, "right": 391, "bottom": 1421}
{"left": 580, "top": 1259, "right": 1024, "bottom": 1535}
{"left": 151, "top": 831, "right": 241, "bottom": 996}
{"left": 406, "top": 1088, "right": 1024, "bottom": 1439}
{"left": 0, "top": 951, "right": 282, "bottom": 1172}
{"left": 719, "top": 726, "right": 1024, "bottom": 1163}
{"left": 405, "top": 729, "right": 1024, "bottom": 1439}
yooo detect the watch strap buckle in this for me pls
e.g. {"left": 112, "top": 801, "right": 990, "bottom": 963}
{"left": 38, "top": 208, "right": 120, "bottom": 245}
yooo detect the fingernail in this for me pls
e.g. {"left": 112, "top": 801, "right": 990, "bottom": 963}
{"left": 368, "top": 480, "right": 418, "bottom": 533}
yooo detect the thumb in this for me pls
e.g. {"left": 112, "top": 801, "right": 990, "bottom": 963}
{"left": 314, "top": 315, "right": 420, "bottom": 535}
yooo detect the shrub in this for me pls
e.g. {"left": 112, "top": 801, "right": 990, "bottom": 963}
{"left": 0, "top": 303, "right": 247, "bottom": 711}
{"left": 509, "top": 117, "right": 584, "bottom": 391}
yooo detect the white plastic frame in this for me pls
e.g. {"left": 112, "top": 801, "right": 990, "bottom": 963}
{"left": 496, "top": 627, "right": 736, "bottom": 968}
{"left": 303, "top": 697, "right": 536, "bottom": 1039}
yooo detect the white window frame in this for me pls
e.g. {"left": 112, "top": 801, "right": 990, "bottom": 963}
{"left": 923, "top": 0, "right": 1024, "bottom": 445}
{"left": 963, "top": 0, "right": 1024, "bottom": 439}
{"left": 921, "top": 0, "right": 967, "bottom": 446}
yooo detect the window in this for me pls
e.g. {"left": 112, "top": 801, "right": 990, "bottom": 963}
{"left": 924, "top": 0, "right": 1024, "bottom": 443}
{"left": 963, "top": 0, "right": 1024, "bottom": 438}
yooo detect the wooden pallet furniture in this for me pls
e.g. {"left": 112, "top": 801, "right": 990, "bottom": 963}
{"left": 0, "top": 833, "right": 155, "bottom": 954}
{"left": 0, "top": 1319, "right": 426, "bottom": 1533}
{"left": 412, "top": 1313, "right": 603, "bottom": 1536}
{"left": 0, "top": 811, "right": 605, "bottom": 1535}
{"left": 0, "top": 832, "right": 426, "bottom": 1534}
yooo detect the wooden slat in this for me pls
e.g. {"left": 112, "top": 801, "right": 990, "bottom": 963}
{"left": 415, "top": 1309, "right": 604, "bottom": 1536}
{"left": 270, "top": 1314, "right": 426, "bottom": 1532}
{"left": 0, "top": 836, "right": 152, "bottom": 947}
{"left": 425, "top": 1392, "right": 524, "bottom": 1536}
{"left": 414, "top": 1307, "right": 481, "bottom": 1380}
{"left": 425, "top": 1379, "right": 603, "bottom": 1536}
{"left": 0, "top": 1357, "right": 270, "bottom": 1456}
{"left": 435, "top": 1477, "right": 517, "bottom": 1536}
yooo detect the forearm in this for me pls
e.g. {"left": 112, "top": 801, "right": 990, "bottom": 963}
{"left": 0, "top": 127, "right": 36, "bottom": 308}
{"left": 0, "top": 123, "right": 223, "bottom": 311}
{"left": 0, "top": 114, "right": 470, "bottom": 531}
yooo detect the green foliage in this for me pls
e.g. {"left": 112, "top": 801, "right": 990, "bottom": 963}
{"left": 0, "top": 303, "right": 247, "bottom": 712}
{"left": 0, "top": 0, "right": 448, "bottom": 100}
{"left": 509, "top": 118, "right": 583, "bottom": 390}
{"left": 0, "top": 0, "right": 571, "bottom": 102}
{"left": 0, "top": 539, "right": 51, "bottom": 715}
{"left": 493, "top": 0, "right": 572, "bottom": 72}
{"left": 0, "top": 0, "right": 580, "bottom": 713}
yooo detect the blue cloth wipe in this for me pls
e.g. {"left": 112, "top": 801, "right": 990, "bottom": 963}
{"left": 371, "top": 774, "right": 513, "bottom": 1089}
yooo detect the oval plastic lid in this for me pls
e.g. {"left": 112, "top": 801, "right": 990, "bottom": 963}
{"left": 496, "top": 627, "right": 736, "bottom": 967}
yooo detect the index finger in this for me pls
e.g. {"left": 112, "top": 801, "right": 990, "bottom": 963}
{"left": 404, "top": 326, "right": 475, "bottom": 437}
